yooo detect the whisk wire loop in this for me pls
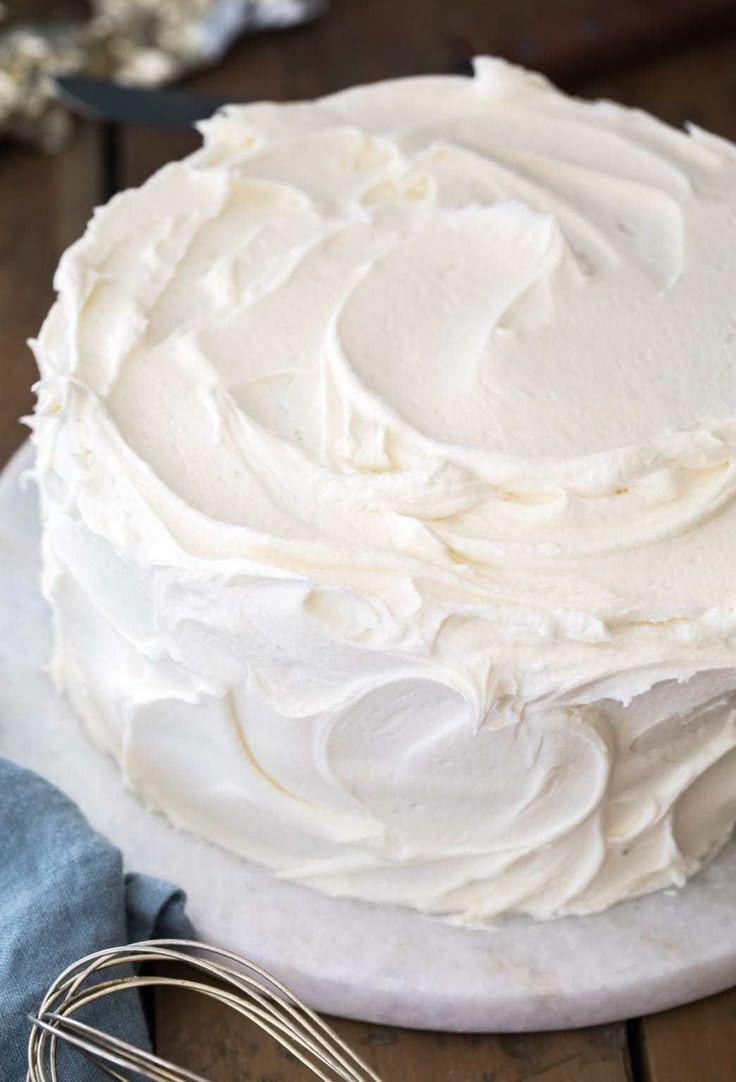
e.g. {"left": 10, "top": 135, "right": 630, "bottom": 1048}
{"left": 27, "top": 939, "right": 384, "bottom": 1082}
{"left": 30, "top": 1012, "right": 206, "bottom": 1082}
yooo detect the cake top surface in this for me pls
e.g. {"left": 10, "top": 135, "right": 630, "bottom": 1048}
{"left": 34, "top": 57, "right": 736, "bottom": 639}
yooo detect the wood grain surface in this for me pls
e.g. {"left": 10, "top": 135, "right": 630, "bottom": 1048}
{"left": 2, "top": 1, "right": 736, "bottom": 1078}
{"left": 636, "top": 987, "right": 736, "bottom": 1082}
{"left": 154, "top": 982, "right": 632, "bottom": 1082}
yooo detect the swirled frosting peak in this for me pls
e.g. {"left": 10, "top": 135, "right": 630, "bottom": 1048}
{"left": 32, "top": 58, "right": 736, "bottom": 921}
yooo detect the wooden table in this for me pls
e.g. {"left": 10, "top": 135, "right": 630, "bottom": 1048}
{"left": 2, "top": 2, "right": 736, "bottom": 1078}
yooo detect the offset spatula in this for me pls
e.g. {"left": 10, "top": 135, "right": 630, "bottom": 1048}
{"left": 54, "top": 76, "right": 235, "bottom": 129}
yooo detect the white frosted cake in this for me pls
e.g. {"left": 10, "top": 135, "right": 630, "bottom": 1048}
{"left": 31, "top": 58, "right": 736, "bottom": 922}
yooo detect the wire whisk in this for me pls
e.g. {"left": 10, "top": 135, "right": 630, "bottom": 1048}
{"left": 27, "top": 939, "right": 384, "bottom": 1082}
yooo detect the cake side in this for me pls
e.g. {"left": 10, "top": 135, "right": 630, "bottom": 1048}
{"left": 31, "top": 57, "right": 736, "bottom": 922}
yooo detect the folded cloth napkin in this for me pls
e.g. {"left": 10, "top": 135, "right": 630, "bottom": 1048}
{"left": 0, "top": 757, "right": 195, "bottom": 1079}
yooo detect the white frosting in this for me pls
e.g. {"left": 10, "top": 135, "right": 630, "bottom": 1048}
{"left": 31, "top": 58, "right": 736, "bottom": 921}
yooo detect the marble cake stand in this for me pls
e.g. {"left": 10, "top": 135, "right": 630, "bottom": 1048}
{"left": 1, "top": 442, "right": 735, "bottom": 1032}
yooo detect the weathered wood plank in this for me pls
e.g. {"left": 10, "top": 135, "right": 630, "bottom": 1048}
{"left": 154, "top": 984, "right": 632, "bottom": 1082}
{"left": 422, "top": 0, "right": 736, "bottom": 85}
{"left": 582, "top": 36, "right": 736, "bottom": 140}
{"left": 0, "top": 144, "right": 55, "bottom": 463}
{"left": 635, "top": 987, "right": 736, "bottom": 1082}
{"left": 0, "top": 119, "right": 103, "bottom": 465}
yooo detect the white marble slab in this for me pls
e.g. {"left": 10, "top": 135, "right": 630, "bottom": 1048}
{"left": 1, "top": 442, "right": 734, "bottom": 1032}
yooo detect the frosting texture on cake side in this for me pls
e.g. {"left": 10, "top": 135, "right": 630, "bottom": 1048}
{"left": 32, "top": 58, "right": 736, "bottom": 921}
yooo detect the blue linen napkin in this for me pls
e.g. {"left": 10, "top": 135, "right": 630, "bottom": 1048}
{"left": 0, "top": 757, "right": 195, "bottom": 1079}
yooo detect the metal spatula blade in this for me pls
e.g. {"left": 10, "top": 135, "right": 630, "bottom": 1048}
{"left": 54, "top": 75, "right": 235, "bottom": 129}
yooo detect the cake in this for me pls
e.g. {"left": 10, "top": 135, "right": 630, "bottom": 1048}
{"left": 31, "top": 58, "right": 736, "bottom": 922}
